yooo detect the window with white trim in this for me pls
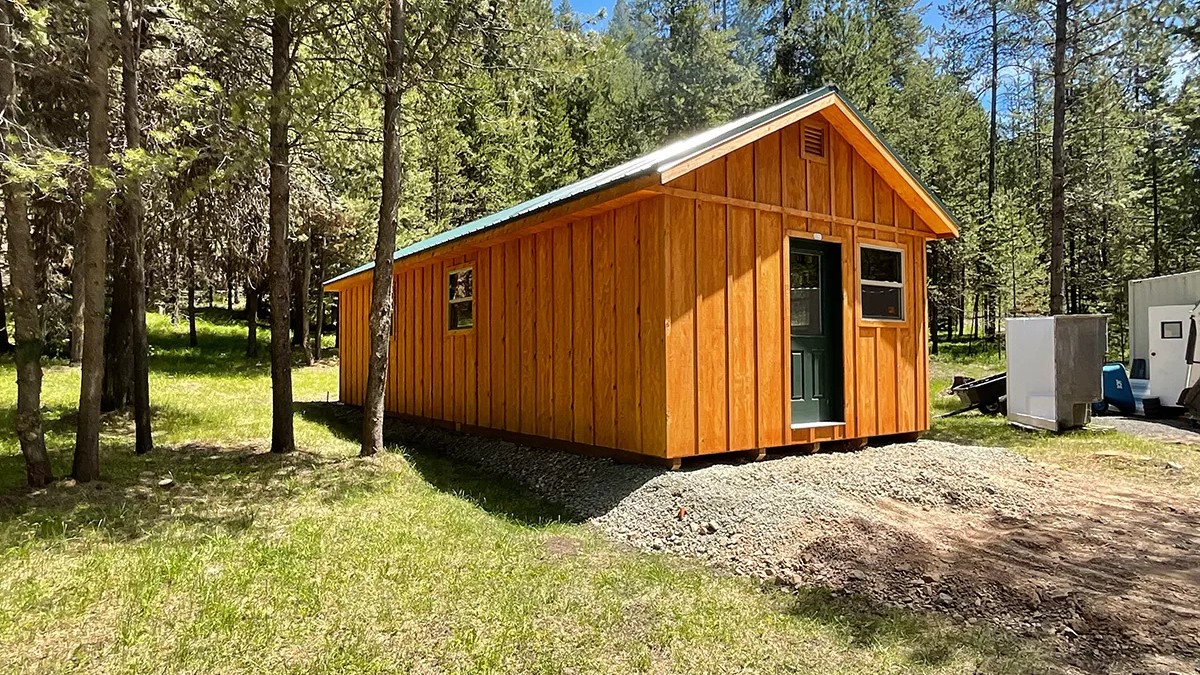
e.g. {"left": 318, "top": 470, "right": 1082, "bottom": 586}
{"left": 447, "top": 266, "right": 474, "bottom": 331}
{"left": 860, "top": 245, "right": 904, "bottom": 321}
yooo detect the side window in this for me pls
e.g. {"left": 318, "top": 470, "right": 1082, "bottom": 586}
{"left": 1161, "top": 321, "right": 1183, "bottom": 339}
{"left": 860, "top": 245, "right": 904, "bottom": 321}
{"left": 447, "top": 266, "right": 474, "bottom": 331}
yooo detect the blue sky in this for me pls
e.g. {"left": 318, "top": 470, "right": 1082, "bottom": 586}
{"left": 566, "top": 0, "right": 948, "bottom": 34}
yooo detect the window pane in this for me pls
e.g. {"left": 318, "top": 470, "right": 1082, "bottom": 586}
{"left": 790, "top": 251, "right": 821, "bottom": 335}
{"left": 448, "top": 300, "right": 473, "bottom": 330}
{"left": 862, "top": 284, "right": 902, "bottom": 320}
{"left": 861, "top": 247, "right": 901, "bottom": 283}
{"left": 448, "top": 268, "right": 473, "bottom": 301}
{"left": 1162, "top": 321, "right": 1183, "bottom": 339}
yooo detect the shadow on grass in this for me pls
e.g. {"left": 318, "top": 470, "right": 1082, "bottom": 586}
{"left": 0, "top": 439, "right": 386, "bottom": 547}
{"left": 296, "top": 401, "right": 579, "bottom": 528}
{"left": 788, "top": 588, "right": 1028, "bottom": 670}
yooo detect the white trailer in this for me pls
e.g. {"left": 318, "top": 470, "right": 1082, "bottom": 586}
{"left": 1128, "top": 271, "right": 1200, "bottom": 406}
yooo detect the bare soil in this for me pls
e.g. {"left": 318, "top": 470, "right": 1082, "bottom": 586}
{"left": 407, "top": 424, "right": 1200, "bottom": 675}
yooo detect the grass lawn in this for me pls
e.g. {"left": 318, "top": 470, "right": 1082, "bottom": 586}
{"left": 0, "top": 311, "right": 1039, "bottom": 674}
{"left": 928, "top": 345, "right": 1200, "bottom": 494}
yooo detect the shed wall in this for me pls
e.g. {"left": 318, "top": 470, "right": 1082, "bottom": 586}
{"left": 658, "top": 114, "right": 933, "bottom": 458}
{"left": 338, "top": 197, "right": 669, "bottom": 458}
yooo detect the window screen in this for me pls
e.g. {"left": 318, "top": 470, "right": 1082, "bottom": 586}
{"left": 447, "top": 267, "right": 473, "bottom": 331}
{"left": 860, "top": 246, "right": 904, "bottom": 321}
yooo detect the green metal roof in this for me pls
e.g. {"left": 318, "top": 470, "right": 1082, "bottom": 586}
{"left": 324, "top": 85, "right": 956, "bottom": 287}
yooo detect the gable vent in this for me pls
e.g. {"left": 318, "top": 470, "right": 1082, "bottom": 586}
{"left": 802, "top": 123, "right": 826, "bottom": 160}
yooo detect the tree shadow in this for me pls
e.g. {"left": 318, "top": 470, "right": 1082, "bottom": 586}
{"left": 295, "top": 401, "right": 580, "bottom": 528}
{"left": 0, "top": 440, "right": 388, "bottom": 547}
{"left": 786, "top": 587, "right": 1030, "bottom": 671}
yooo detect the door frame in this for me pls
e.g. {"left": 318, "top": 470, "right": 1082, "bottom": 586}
{"left": 785, "top": 235, "right": 845, "bottom": 428}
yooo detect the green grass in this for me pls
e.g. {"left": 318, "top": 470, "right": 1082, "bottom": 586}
{"left": 0, "top": 312, "right": 1039, "bottom": 674}
{"left": 928, "top": 352, "right": 1200, "bottom": 492}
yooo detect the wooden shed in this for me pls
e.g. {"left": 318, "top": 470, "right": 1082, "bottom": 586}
{"left": 325, "top": 86, "right": 959, "bottom": 467}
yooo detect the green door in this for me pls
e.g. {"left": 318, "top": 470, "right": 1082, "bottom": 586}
{"left": 789, "top": 239, "right": 843, "bottom": 424}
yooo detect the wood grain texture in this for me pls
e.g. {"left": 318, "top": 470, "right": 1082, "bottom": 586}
{"left": 519, "top": 235, "right": 537, "bottom": 435}
{"left": 877, "top": 326, "right": 897, "bottom": 435}
{"left": 857, "top": 326, "right": 877, "bottom": 437}
{"left": 572, "top": 220, "right": 594, "bottom": 445}
{"left": 552, "top": 226, "right": 574, "bottom": 441}
{"left": 727, "top": 205, "right": 757, "bottom": 451}
{"left": 535, "top": 231, "right": 554, "bottom": 438}
{"left": 665, "top": 194, "right": 697, "bottom": 457}
{"left": 592, "top": 211, "right": 617, "bottom": 449}
{"left": 614, "top": 203, "right": 641, "bottom": 452}
{"left": 727, "top": 146, "right": 754, "bottom": 201}
{"left": 755, "top": 210, "right": 784, "bottom": 448}
{"left": 638, "top": 197, "right": 667, "bottom": 457}
{"left": 781, "top": 122, "right": 806, "bottom": 210}
{"left": 505, "top": 240, "right": 521, "bottom": 433}
{"left": 695, "top": 164, "right": 728, "bottom": 455}
{"left": 754, "top": 135, "right": 782, "bottom": 206}
{"left": 490, "top": 246, "right": 505, "bottom": 428}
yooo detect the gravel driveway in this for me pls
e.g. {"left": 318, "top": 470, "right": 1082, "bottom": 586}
{"left": 384, "top": 419, "right": 1200, "bottom": 675}
{"left": 1093, "top": 416, "right": 1200, "bottom": 445}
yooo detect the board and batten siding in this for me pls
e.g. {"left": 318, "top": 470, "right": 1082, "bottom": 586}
{"left": 657, "top": 114, "right": 934, "bottom": 459}
{"left": 338, "top": 109, "right": 938, "bottom": 462}
{"left": 338, "top": 197, "right": 669, "bottom": 458}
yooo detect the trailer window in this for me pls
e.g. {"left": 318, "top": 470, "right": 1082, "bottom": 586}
{"left": 1161, "top": 320, "right": 1183, "bottom": 339}
{"left": 447, "top": 266, "right": 473, "bottom": 331}
{"left": 860, "top": 245, "right": 904, "bottom": 321}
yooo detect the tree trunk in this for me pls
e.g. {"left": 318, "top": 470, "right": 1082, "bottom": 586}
{"left": 73, "top": 0, "right": 111, "bottom": 482}
{"left": 0, "top": 254, "right": 12, "bottom": 353}
{"left": 70, "top": 212, "right": 85, "bottom": 363}
{"left": 268, "top": 4, "right": 295, "bottom": 454}
{"left": 123, "top": 0, "right": 152, "bottom": 455}
{"left": 362, "top": 0, "right": 406, "bottom": 456}
{"left": 171, "top": 214, "right": 180, "bottom": 324}
{"left": 297, "top": 227, "right": 312, "bottom": 365}
{"left": 246, "top": 282, "right": 259, "bottom": 358}
{"left": 1149, "top": 138, "right": 1160, "bottom": 276}
{"left": 101, "top": 230, "right": 132, "bottom": 412}
{"left": 1, "top": 0, "right": 52, "bottom": 486}
{"left": 1049, "top": 0, "right": 1067, "bottom": 316}
{"left": 988, "top": 0, "right": 998, "bottom": 213}
{"left": 188, "top": 236, "right": 197, "bottom": 346}
{"left": 226, "top": 253, "right": 234, "bottom": 310}
{"left": 314, "top": 233, "right": 324, "bottom": 361}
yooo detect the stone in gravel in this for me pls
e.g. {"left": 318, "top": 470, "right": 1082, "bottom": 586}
{"left": 157, "top": 478, "right": 175, "bottom": 489}
{"left": 1164, "top": 461, "right": 1183, "bottom": 471}
{"left": 938, "top": 592, "right": 953, "bottom": 604}
{"left": 705, "top": 521, "right": 719, "bottom": 534}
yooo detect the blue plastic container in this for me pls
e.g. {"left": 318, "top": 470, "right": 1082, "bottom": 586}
{"left": 1094, "top": 362, "right": 1136, "bottom": 415}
